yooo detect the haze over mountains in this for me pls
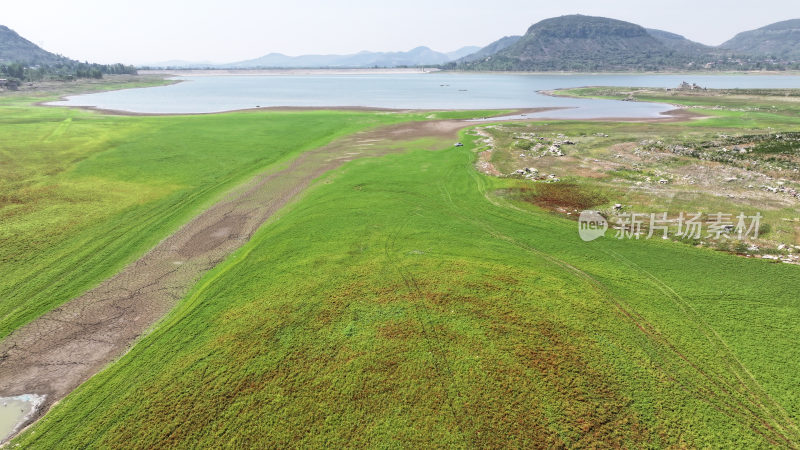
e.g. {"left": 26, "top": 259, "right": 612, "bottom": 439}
{"left": 143, "top": 15, "right": 800, "bottom": 71}
{"left": 147, "top": 46, "right": 480, "bottom": 69}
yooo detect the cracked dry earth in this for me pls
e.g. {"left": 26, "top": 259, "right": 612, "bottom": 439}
{"left": 0, "top": 118, "right": 466, "bottom": 436}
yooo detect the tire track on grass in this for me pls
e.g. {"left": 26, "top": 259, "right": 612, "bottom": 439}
{"left": 600, "top": 248, "right": 800, "bottom": 442}
{"left": 382, "top": 215, "right": 476, "bottom": 449}
{"left": 441, "top": 136, "right": 797, "bottom": 446}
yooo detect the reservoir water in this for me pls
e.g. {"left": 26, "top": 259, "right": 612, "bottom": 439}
{"left": 0, "top": 394, "right": 44, "bottom": 442}
{"left": 48, "top": 72, "right": 800, "bottom": 118}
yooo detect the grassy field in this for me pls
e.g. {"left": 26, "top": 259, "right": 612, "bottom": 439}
{"left": 4, "top": 83, "right": 800, "bottom": 447}
{"left": 0, "top": 83, "right": 497, "bottom": 338}
{"left": 11, "top": 109, "right": 800, "bottom": 446}
{"left": 0, "top": 104, "right": 400, "bottom": 337}
{"left": 555, "top": 86, "right": 800, "bottom": 129}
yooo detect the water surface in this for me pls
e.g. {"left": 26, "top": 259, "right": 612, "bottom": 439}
{"left": 0, "top": 394, "right": 44, "bottom": 442}
{"left": 49, "top": 73, "right": 800, "bottom": 118}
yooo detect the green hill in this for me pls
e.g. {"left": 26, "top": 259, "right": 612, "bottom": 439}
{"left": 459, "top": 15, "right": 697, "bottom": 71}
{"left": 721, "top": 19, "right": 800, "bottom": 60}
{"left": 0, "top": 25, "right": 70, "bottom": 65}
{"left": 455, "top": 16, "right": 800, "bottom": 71}
{"left": 0, "top": 24, "right": 136, "bottom": 82}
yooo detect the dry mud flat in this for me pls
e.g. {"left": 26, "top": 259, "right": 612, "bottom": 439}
{"left": 0, "top": 118, "right": 466, "bottom": 440}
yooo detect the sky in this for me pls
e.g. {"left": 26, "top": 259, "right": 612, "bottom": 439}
{"left": 3, "top": 0, "right": 800, "bottom": 65}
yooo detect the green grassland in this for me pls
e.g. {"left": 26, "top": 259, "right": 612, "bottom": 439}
{"left": 0, "top": 84, "right": 498, "bottom": 338}
{"left": 555, "top": 86, "right": 800, "bottom": 129}
{"left": 12, "top": 115, "right": 800, "bottom": 447}
{"left": 4, "top": 83, "right": 800, "bottom": 447}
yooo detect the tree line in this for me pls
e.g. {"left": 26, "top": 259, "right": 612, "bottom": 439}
{"left": 0, "top": 61, "right": 137, "bottom": 86}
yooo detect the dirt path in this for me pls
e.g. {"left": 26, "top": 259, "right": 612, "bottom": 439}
{"left": 472, "top": 127, "right": 503, "bottom": 176}
{"left": 0, "top": 118, "right": 467, "bottom": 441}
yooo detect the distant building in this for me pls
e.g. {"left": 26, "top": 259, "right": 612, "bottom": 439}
{"left": 0, "top": 79, "right": 21, "bottom": 90}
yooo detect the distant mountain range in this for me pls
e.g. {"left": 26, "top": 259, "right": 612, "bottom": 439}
{"left": 146, "top": 46, "right": 480, "bottom": 69}
{"left": 227, "top": 45, "right": 478, "bottom": 68}
{"left": 452, "top": 15, "right": 800, "bottom": 71}
{"left": 145, "top": 16, "right": 800, "bottom": 71}
{"left": 4, "top": 16, "right": 800, "bottom": 73}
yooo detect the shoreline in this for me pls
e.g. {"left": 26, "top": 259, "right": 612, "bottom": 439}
{"left": 38, "top": 102, "right": 699, "bottom": 123}
{"left": 442, "top": 69, "right": 800, "bottom": 76}
{"left": 37, "top": 103, "right": 561, "bottom": 118}
{"left": 140, "top": 68, "right": 800, "bottom": 77}
{"left": 517, "top": 108, "right": 706, "bottom": 123}
{"left": 33, "top": 74, "right": 714, "bottom": 122}
{"left": 138, "top": 68, "right": 438, "bottom": 76}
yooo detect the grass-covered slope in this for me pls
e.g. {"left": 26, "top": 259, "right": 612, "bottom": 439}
{"left": 0, "top": 95, "right": 420, "bottom": 338}
{"left": 554, "top": 86, "right": 800, "bottom": 129}
{"left": 14, "top": 129, "right": 800, "bottom": 447}
{"left": 0, "top": 25, "right": 69, "bottom": 65}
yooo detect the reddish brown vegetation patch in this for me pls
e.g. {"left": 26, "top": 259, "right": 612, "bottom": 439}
{"left": 515, "top": 183, "right": 608, "bottom": 213}
{"left": 377, "top": 320, "right": 422, "bottom": 340}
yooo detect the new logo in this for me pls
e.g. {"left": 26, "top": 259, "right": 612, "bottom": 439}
{"left": 578, "top": 210, "right": 608, "bottom": 242}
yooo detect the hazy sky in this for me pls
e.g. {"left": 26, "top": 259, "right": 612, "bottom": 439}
{"left": 3, "top": 0, "right": 799, "bottom": 64}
